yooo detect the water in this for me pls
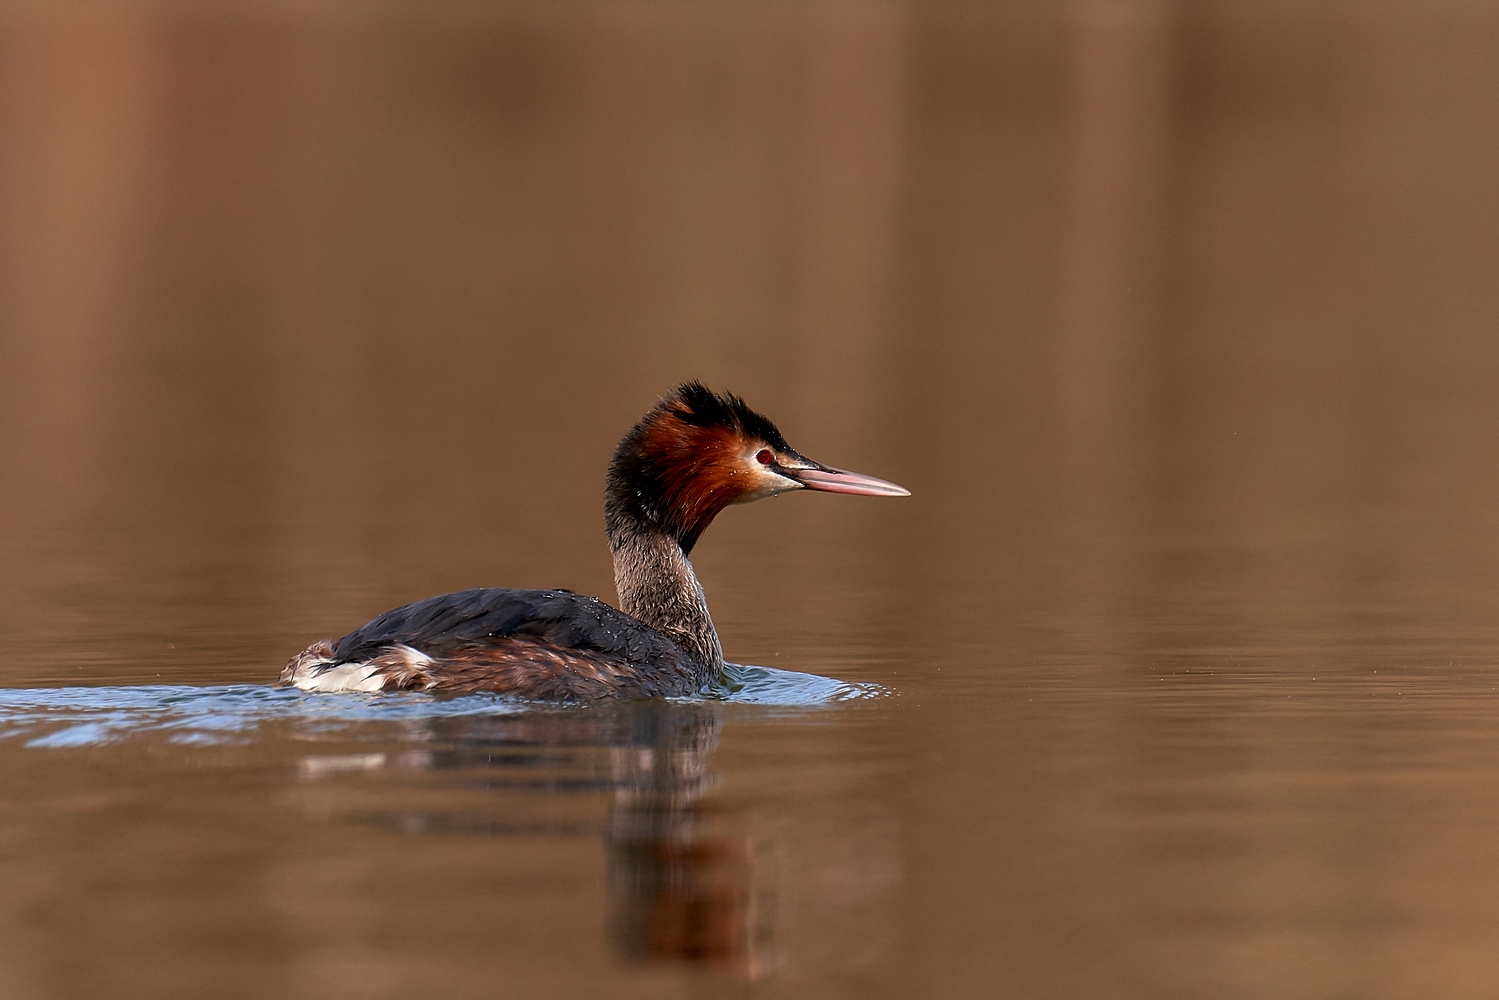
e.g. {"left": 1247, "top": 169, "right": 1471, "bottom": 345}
{"left": 4, "top": 0, "right": 1499, "bottom": 997}
{"left": 0, "top": 666, "right": 878, "bottom": 748}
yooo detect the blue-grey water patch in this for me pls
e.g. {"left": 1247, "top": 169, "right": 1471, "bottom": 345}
{"left": 0, "top": 664, "right": 884, "bottom": 748}
{"left": 711, "top": 662, "right": 884, "bottom": 704}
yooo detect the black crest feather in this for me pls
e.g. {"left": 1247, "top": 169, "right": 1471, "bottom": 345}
{"left": 667, "top": 381, "right": 790, "bottom": 449}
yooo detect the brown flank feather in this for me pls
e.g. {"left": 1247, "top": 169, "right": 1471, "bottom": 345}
{"left": 393, "top": 637, "right": 666, "bottom": 701}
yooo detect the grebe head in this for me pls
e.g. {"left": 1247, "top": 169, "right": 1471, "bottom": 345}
{"left": 606, "top": 382, "right": 909, "bottom": 554}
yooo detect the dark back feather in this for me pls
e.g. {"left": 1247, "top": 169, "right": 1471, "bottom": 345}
{"left": 330, "top": 588, "right": 706, "bottom": 690}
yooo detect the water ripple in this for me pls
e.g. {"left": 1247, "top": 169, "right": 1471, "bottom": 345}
{"left": 0, "top": 663, "right": 883, "bottom": 748}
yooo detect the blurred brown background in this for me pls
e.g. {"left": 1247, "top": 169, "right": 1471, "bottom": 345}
{"left": 4, "top": 1, "right": 1499, "bottom": 998}
{"left": 4, "top": 0, "right": 1495, "bottom": 688}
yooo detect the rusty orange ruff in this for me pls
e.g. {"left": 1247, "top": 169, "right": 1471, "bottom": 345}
{"left": 637, "top": 404, "right": 760, "bottom": 544}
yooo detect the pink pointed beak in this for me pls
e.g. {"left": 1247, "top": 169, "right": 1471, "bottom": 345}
{"left": 792, "top": 464, "right": 911, "bottom": 497}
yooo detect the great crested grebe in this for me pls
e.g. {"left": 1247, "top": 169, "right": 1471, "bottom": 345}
{"left": 279, "top": 382, "right": 909, "bottom": 700}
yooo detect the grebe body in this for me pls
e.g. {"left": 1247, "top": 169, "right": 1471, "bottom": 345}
{"left": 280, "top": 383, "right": 908, "bottom": 700}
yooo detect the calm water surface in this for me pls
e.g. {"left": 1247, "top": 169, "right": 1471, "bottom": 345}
{"left": 4, "top": 1, "right": 1499, "bottom": 997}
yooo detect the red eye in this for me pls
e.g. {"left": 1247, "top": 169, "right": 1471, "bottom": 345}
{"left": 756, "top": 449, "right": 774, "bottom": 466}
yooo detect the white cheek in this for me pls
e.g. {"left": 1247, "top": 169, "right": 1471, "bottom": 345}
{"left": 732, "top": 467, "right": 801, "bottom": 503}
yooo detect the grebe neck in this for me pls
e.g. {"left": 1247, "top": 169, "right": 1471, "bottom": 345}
{"left": 607, "top": 525, "right": 724, "bottom": 678}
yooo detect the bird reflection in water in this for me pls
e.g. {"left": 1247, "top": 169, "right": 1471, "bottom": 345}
{"left": 602, "top": 708, "right": 771, "bottom": 974}
{"left": 296, "top": 700, "right": 772, "bottom": 978}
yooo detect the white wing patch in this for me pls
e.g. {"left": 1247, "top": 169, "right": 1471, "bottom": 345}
{"left": 290, "top": 661, "right": 388, "bottom": 693}
{"left": 285, "top": 644, "right": 436, "bottom": 693}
